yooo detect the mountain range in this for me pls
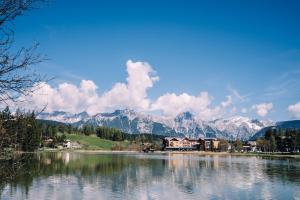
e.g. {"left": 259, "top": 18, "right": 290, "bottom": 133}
{"left": 250, "top": 120, "right": 300, "bottom": 140}
{"left": 38, "top": 109, "right": 275, "bottom": 140}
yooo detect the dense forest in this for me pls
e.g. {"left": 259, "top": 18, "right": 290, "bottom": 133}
{"left": 256, "top": 128, "right": 300, "bottom": 152}
{"left": 0, "top": 107, "right": 41, "bottom": 155}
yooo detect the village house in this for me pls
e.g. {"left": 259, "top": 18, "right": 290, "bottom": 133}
{"left": 204, "top": 138, "right": 220, "bottom": 151}
{"left": 243, "top": 141, "right": 259, "bottom": 152}
{"left": 248, "top": 141, "right": 258, "bottom": 152}
{"left": 163, "top": 137, "right": 221, "bottom": 151}
{"left": 42, "top": 138, "right": 54, "bottom": 148}
{"left": 164, "top": 137, "right": 200, "bottom": 151}
{"left": 63, "top": 139, "right": 71, "bottom": 148}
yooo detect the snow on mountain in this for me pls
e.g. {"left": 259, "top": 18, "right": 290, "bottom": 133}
{"left": 37, "top": 109, "right": 273, "bottom": 140}
{"left": 84, "top": 109, "right": 154, "bottom": 134}
{"left": 208, "top": 116, "right": 273, "bottom": 140}
{"left": 38, "top": 111, "right": 90, "bottom": 124}
{"left": 172, "top": 112, "right": 204, "bottom": 139}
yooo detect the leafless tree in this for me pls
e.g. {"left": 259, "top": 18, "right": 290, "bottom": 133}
{"left": 0, "top": 2, "right": 47, "bottom": 186}
{"left": 0, "top": 0, "right": 46, "bottom": 103}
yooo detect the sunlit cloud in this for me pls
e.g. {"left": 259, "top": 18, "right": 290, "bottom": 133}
{"left": 9, "top": 60, "right": 247, "bottom": 120}
{"left": 251, "top": 102, "right": 273, "bottom": 117}
{"left": 288, "top": 102, "right": 300, "bottom": 119}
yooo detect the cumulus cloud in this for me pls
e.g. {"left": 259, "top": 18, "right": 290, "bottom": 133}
{"left": 94, "top": 60, "right": 159, "bottom": 113}
{"left": 151, "top": 92, "right": 211, "bottom": 117}
{"left": 15, "top": 81, "right": 99, "bottom": 114}
{"left": 151, "top": 93, "right": 233, "bottom": 120}
{"left": 13, "top": 60, "right": 158, "bottom": 115}
{"left": 10, "top": 60, "right": 237, "bottom": 120}
{"left": 288, "top": 102, "right": 300, "bottom": 118}
{"left": 252, "top": 102, "right": 273, "bottom": 117}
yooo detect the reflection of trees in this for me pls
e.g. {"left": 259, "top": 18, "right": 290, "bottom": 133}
{"left": 0, "top": 152, "right": 168, "bottom": 197}
{"left": 1, "top": 153, "right": 300, "bottom": 199}
{"left": 262, "top": 157, "right": 300, "bottom": 184}
{"left": 0, "top": 154, "right": 39, "bottom": 195}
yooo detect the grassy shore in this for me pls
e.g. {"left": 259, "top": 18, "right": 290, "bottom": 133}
{"left": 66, "top": 134, "right": 115, "bottom": 150}
{"left": 65, "top": 134, "right": 139, "bottom": 150}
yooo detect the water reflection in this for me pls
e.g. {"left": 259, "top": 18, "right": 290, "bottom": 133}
{"left": 1, "top": 152, "right": 300, "bottom": 200}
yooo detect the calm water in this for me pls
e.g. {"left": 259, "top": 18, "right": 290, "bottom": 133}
{"left": 1, "top": 152, "right": 300, "bottom": 200}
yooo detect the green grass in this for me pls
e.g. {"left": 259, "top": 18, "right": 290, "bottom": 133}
{"left": 66, "top": 134, "right": 118, "bottom": 150}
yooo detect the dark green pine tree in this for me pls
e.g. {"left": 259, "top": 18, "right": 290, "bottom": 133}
{"left": 21, "top": 112, "right": 41, "bottom": 151}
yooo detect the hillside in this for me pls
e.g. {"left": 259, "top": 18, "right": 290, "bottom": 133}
{"left": 250, "top": 120, "right": 300, "bottom": 140}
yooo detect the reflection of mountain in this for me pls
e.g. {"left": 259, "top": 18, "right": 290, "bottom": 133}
{"left": 1, "top": 153, "right": 300, "bottom": 200}
{"left": 38, "top": 109, "right": 273, "bottom": 140}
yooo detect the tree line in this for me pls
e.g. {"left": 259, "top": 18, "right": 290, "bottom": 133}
{"left": 96, "top": 126, "right": 164, "bottom": 142}
{"left": 0, "top": 106, "right": 165, "bottom": 156}
{"left": 256, "top": 128, "right": 300, "bottom": 152}
{"left": 40, "top": 121, "right": 164, "bottom": 143}
{"left": 0, "top": 107, "right": 40, "bottom": 156}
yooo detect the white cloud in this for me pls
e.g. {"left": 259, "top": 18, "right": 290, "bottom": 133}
{"left": 288, "top": 102, "right": 300, "bottom": 118}
{"left": 15, "top": 81, "right": 98, "bottom": 114}
{"left": 251, "top": 102, "right": 273, "bottom": 117}
{"left": 10, "top": 60, "right": 236, "bottom": 120}
{"left": 151, "top": 92, "right": 211, "bottom": 117}
{"left": 95, "top": 60, "right": 159, "bottom": 113}
{"left": 151, "top": 93, "right": 233, "bottom": 120}
{"left": 221, "top": 95, "right": 232, "bottom": 107}
{"left": 12, "top": 60, "right": 159, "bottom": 115}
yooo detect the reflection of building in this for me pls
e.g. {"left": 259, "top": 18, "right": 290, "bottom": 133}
{"left": 168, "top": 154, "right": 192, "bottom": 169}
{"left": 62, "top": 152, "right": 70, "bottom": 164}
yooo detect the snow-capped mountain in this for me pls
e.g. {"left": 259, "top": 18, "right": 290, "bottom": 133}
{"left": 207, "top": 116, "right": 273, "bottom": 140}
{"left": 37, "top": 109, "right": 273, "bottom": 140}
{"left": 38, "top": 111, "right": 90, "bottom": 124}
{"left": 79, "top": 109, "right": 179, "bottom": 136}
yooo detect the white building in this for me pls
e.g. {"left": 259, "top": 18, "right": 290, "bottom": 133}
{"left": 63, "top": 140, "right": 71, "bottom": 148}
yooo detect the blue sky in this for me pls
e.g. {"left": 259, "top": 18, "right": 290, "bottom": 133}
{"left": 13, "top": 0, "right": 300, "bottom": 121}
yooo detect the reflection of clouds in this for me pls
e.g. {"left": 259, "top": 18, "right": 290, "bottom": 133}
{"left": 294, "top": 190, "right": 300, "bottom": 200}
{"left": 2, "top": 153, "right": 300, "bottom": 200}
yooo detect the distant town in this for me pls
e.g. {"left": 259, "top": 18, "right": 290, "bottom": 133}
{"left": 162, "top": 137, "right": 257, "bottom": 152}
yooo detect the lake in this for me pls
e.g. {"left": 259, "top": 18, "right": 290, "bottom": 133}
{"left": 1, "top": 152, "right": 300, "bottom": 200}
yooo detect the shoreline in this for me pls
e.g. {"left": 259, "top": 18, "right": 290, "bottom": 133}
{"left": 35, "top": 149, "right": 300, "bottom": 159}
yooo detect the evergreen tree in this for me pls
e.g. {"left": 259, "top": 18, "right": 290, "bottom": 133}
{"left": 270, "top": 135, "right": 277, "bottom": 152}
{"left": 235, "top": 138, "right": 243, "bottom": 152}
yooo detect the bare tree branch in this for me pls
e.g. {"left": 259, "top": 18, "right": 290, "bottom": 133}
{"left": 0, "top": 0, "right": 48, "bottom": 103}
